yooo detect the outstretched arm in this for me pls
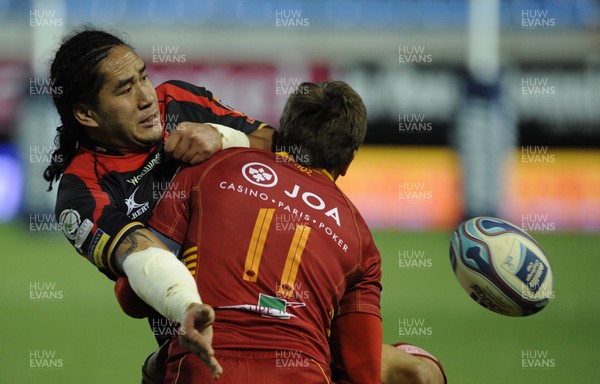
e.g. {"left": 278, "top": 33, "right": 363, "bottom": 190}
{"left": 113, "top": 229, "right": 222, "bottom": 379}
{"left": 330, "top": 313, "right": 382, "bottom": 383}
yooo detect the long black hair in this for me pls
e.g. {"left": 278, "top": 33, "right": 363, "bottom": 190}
{"left": 43, "top": 26, "right": 130, "bottom": 190}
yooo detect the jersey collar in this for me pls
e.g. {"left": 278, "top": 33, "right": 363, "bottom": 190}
{"left": 79, "top": 135, "right": 127, "bottom": 156}
{"left": 276, "top": 151, "right": 334, "bottom": 181}
{"left": 79, "top": 135, "right": 162, "bottom": 157}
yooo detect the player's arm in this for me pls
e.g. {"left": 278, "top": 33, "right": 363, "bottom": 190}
{"left": 114, "top": 167, "right": 222, "bottom": 378}
{"left": 157, "top": 80, "right": 274, "bottom": 164}
{"left": 330, "top": 313, "right": 382, "bottom": 383}
{"left": 247, "top": 124, "right": 274, "bottom": 151}
{"left": 111, "top": 228, "right": 201, "bottom": 323}
{"left": 110, "top": 162, "right": 197, "bottom": 325}
{"left": 330, "top": 211, "right": 384, "bottom": 383}
{"left": 112, "top": 231, "right": 222, "bottom": 378}
{"left": 165, "top": 121, "right": 273, "bottom": 163}
{"left": 56, "top": 181, "right": 200, "bottom": 324}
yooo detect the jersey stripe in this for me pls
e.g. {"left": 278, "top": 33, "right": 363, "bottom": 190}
{"left": 183, "top": 246, "right": 198, "bottom": 259}
{"left": 278, "top": 224, "right": 311, "bottom": 298}
{"left": 159, "top": 80, "right": 244, "bottom": 118}
{"left": 243, "top": 208, "right": 275, "bottom": 283}
{"left": 182, "top": 246, "right": 198, "bottom": 276}
{"left": 172, "top": 354, "right": 187, "bottom": 383}
{"left": 186, "top": 262, "right": 197, "bottom": 276}
{"left": 310, "top": 358, "right": 331, "bottom": 384}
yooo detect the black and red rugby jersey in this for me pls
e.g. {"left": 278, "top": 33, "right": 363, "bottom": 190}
{"left": 54, "top": 80, "right": 270, "bottom": 280}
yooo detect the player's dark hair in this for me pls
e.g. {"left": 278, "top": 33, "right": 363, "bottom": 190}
{"left": 43, "top": 26, "right": 130, "bottom": 191}
{"left": 276, "top": 80, "right": 367, "bottom": 175}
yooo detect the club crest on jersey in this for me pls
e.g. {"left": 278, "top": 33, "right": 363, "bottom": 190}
{"left": 59, "top": 209, "right": 81, "bottom": 240}
{"left": 242, "top": 162, "right": 278, "bottom": 187}
{"left": 125, "top": 187, "right": 150, "bottom": 219}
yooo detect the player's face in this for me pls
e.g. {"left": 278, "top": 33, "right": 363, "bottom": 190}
{"left": 88, "top": 45, "right": 162, "bottom": 151}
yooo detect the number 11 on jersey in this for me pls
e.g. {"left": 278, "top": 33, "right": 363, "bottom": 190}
{"left": 242, "top": 208, "right": 311, "bottom": 299}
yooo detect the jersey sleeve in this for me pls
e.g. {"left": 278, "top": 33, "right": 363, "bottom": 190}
{"left": 156, "top": 80, "right": 271, "bottom": 134}
{"left": 146, "top": 165, "right": 196, "bottom": 245}
{"left": 335, "top": 212, "right": 382, "bottom": 319}
{"left": 55, "top": 173, "right": 145, "bottom": 280}
{"left": 330, "top": 313, "right": 382, "bottom": 384}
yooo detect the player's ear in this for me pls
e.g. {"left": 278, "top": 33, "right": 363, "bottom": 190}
{"left": 270, "top": 130, "right": 279, "bottom": 153}
{"left": 73, "top": 103, "right": 100, "bottom": 129}
{"left": 339, "top": 162, "right": 351, "bottom": 177}
{"left": 339, "top": 150, "right": 357, "bottom": 177}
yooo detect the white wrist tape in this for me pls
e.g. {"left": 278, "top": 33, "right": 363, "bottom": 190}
{"left": 207, "top": 123, "right": 250, "bottom": 149}
{"left": 122, "top": 247, "right": 202, "bottom": 324}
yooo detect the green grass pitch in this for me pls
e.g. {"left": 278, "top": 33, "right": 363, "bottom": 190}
{"left": 1, "top": 222, "right": 599, "bottom": 383}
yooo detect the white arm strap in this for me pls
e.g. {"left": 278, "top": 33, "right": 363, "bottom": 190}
{"left": 122, "top": 247, "right": 201, "bottom": 324}
{"left": 207, "top": 123, "right": 250, "bottom": 149}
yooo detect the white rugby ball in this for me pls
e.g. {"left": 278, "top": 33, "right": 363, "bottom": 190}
{"left": 450, "top": 216, "right": 554, "bottom": 316}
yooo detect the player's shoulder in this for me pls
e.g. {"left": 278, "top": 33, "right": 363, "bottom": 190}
{"left": 176, "top": 148, "right": 272, "bottom": 178}
{"left": 211, "top": 147, "right": 273, "bottom": 162}
{"left": 155, "top": 80, "right": 210, "bottom": 97}
{"left": 207, "top": 148, "right": 320, "bottom": 173}
{"left": 61, "top": 148, "right": 99, "bottom": 184}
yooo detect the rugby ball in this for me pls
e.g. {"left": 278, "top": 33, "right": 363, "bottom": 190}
{"left": 450, "top": 217, "right": 553, "bottom": 317}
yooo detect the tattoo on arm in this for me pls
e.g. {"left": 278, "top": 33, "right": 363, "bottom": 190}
{"left": 121, "top": 231, "right": 153, "bottom": 257}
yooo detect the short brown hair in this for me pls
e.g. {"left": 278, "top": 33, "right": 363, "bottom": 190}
{"left": 275, "top": 80, "right": 367, "bottom": 173}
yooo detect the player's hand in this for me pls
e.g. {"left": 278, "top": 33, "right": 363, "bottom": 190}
{"left": 165, "top": 122, "right": 223, "bottom": 165}
{"left": 179, "top": 303, "right": 223, "bottom": 380}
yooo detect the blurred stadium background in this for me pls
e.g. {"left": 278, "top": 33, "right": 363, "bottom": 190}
{"left": 1, "top": 0, "right": 599, "bottom": 383}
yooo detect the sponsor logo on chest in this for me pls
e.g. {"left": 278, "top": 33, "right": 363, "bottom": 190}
{"left": 126, "top": 151, "right": 162, "bottom": 186}
{"left": 125, "top": 187, "right": 150, "bottom": 220}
